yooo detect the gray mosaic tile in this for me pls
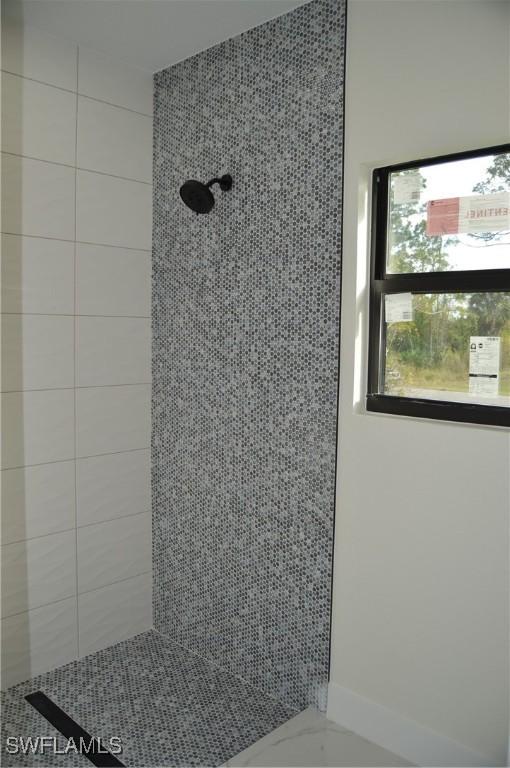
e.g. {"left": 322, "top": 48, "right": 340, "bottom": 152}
{"left": 1, "top": 690, "right": 88, "bottom": 767}
{"left": 152, "top": 0, "right": 345, "bottom": 711}
{"left": 2, "top": 631, "right": 295, "bottom": 767}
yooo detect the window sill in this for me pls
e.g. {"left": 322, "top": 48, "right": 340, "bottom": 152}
{"left": 366, "top": 393, "right": 510, "bottom": 428}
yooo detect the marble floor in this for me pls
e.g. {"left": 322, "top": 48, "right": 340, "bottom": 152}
{"left": 225, "top": 708, "right": 412, "bottom": 767}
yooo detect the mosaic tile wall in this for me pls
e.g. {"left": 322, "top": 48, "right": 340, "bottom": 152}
{"left": 152, "top": 0, "right": 345, "bottom": 710}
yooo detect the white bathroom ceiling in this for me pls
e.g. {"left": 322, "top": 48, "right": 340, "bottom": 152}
{"left": 4, "top": 0, "right": 311, "bottom": 73}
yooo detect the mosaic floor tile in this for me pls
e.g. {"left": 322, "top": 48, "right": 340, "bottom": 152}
{"left": 1, "top": 690, "right": 88, "bottom": 767}
{"left": 2, "top": 630, "right": 296, "bottom": 767}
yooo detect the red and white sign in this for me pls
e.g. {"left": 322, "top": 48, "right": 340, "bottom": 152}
{"left": 426, "top": 191, "right": 510, "bottom": 236}
{"left": 426, "top": 197, "right": 459, "bottom": 235}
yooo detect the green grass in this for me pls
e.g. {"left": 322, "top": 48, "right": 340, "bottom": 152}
{"left": 387, "top": 362, "right": 510, "bottom": 396}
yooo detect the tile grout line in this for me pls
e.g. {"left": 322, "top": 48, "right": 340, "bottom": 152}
{"left": 1, "top": 446, "right": 151, "bottom": 472}
{"left": 1, "top": 150, "right": 153, "bottom": 187}
{"left": 2, "top": 571, "right": 151, "bottom": 622}
{"left": 74, "top": 46, "right": 80, "bottom": 660}
{"left": 77, "top": 90, "right": 153, "bottom": 119}
{"left": 1, "top": 232, "right": 151, "bottom": 254}
{"left": 1, "top": 313, "right": 151, "bottom": 319}
{"left": 76, "top": 570, "right": 151, "bottom": 599}
{"left": 1, "top": 383, "right": 152, "bottom": 394}
{"left": 2, "top": 595, "right": 78, "bottom": 622}
{"left": 1, "top": 68, "right": 154, "bottom": 117}
{"left": 3, "top": 509, "right": 151, "bottom": 547}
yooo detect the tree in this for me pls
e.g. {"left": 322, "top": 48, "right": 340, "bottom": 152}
{"left": 388, "top": 174, "right": 450, "bottom": 274}
{"left": 473, "top": 152, "right": 510, "bottom": 195}
{"left": 469, "top": 151, "right": 510, "bottom": 244}
{"left": 468, "top": 151, "right": 510, "bottom": 333}
{"left": 469, "top": 292, "right": 510, "bottom": 336}
{"left": 387, "top": 172, "right": 454, "bottom": 368}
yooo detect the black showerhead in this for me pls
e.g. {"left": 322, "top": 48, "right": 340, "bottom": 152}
{"left": 179, "top": 180, "right": 214, "bottom": 214}
{"left": 179, "top": 174, "right": 232, "bottom": 214}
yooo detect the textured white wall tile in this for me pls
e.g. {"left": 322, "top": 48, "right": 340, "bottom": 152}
{"left": 78, "top": 46, "right": 152, "bottom": 115}
{"left": 1, "top": 461, "right": 75, "bottom": 545}
{"left": 2, "top": 154, "right": 75, "bottom": 240}
{"left": 76, "top": 449, "right": 150, "bottom": 527}
{"left": 76, "top": 243, "right": 150, "bottom": 317}
{"left": 1, "top": 389, "right": 75, "bottom": 469}
{"left": 1, "top": 530, "right": 76, "bottom": 617}
{"left": 77, "top": 96, "right": 152, "bottom": 182}
{"left": 1, "top": 314, "right": 74, "bottom": 392}
{"left": 0, "top": 597, "right": 78, "bottom": 689}
{"left": 75, "top": 384, "right": 150, "bottom": 457}
{"left": 2, "top": 72, "right": 76, "bottom": 165}
{"left": 1, "top": 23, "right": 154, "bottom": 686}
{"left": 1, "top": 235, "right": 74, "bottom": 315}
{"left": 77, "top": 512, "right": 150, "bottom": 594}
{"left": 1, "top": 19, "right": 77, "bottom": 91}
{"left": 76, "top": 316, "right": 151, "bottom": 387}
{"left": 76, "top": 170, "right": 151, "bottom": 250}
{"left": 78, "top": 573, "right": 152, "bottom": 657}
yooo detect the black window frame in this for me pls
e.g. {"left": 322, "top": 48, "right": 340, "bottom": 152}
{"left": 367, "top": 142, "right": 510, "bottom": 428}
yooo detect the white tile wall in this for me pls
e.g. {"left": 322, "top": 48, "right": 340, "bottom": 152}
{"left": 2, "top": 462, "right": 75, "bottom": 544}
{"left": 2, "top": 72, "right": 76, "bottom": 165}
{"left": 76, "top": 243, "right": 150, "bottom": 317}
{"left": 1, "top": 18, "right": 77, "bottom": 91}
{"left": 1, "top": 389, "right": 75, "bottom": 469}
{"left": 1, "top": 314, "right": 75, "bottom": 391}
{"left": 77, "top": 512, "right": 151, "bottom": 594}
{"left": 0, "top": 598, "right": 78, "bottom": 689}
{"left": 1, "top": 21, "right": 152, "bottom": 686}
{"left": 77, "top": 96, "right": 152, "bottom": 182}
{"left": 2, "top": 235, "right": 75, "bottom": 315}
{"left": 1, "top": 530, "right": 76, "bottom": 618}
{"left": 2, "top": 154, "right": 75, "bottom": 240}
{"left": 78, "top": 573, "right": 152, "bottom": 657}
{"left": 78, "top": 46, "right": 153, "bottom": 115}
{"left": 76, "top": 317, "right": 151, "bottom": 386}
{"left": 76, "top": 449, "right": 150, "bottom": 527}
{"left": 76, "top": 384, "right": 151, "bottom": 457}
{"left": 76, "top": 170, "right": 152, "bottom": 250}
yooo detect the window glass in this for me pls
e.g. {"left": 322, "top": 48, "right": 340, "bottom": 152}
{"left": 383, "top": 291, "right": 510, "bottom": 407}
{"left": 387, "top": 151, "right": 510, "bottom": 273}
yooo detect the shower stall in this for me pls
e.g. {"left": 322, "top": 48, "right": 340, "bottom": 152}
{"left": 1, "top": 0, "right": 345, "bottom": 764}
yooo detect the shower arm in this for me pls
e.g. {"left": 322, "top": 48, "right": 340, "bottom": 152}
{"left": 206, "top": 174, "right": 233, "bottom": 192}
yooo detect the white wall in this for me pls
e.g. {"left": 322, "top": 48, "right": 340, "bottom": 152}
{"left": 1, "top": 19, "right": 153, "bottom": 687}
{"left": 328, "top": 1, "right": 510, "bottom": 766}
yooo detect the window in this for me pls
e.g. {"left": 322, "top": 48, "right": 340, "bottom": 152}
{"left": 367, "top": 144, "right": 510, "bottom": 427}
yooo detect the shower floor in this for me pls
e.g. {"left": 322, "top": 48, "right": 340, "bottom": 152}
{"left": 1, "top": 630, "right": 296, "bottom": 767}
